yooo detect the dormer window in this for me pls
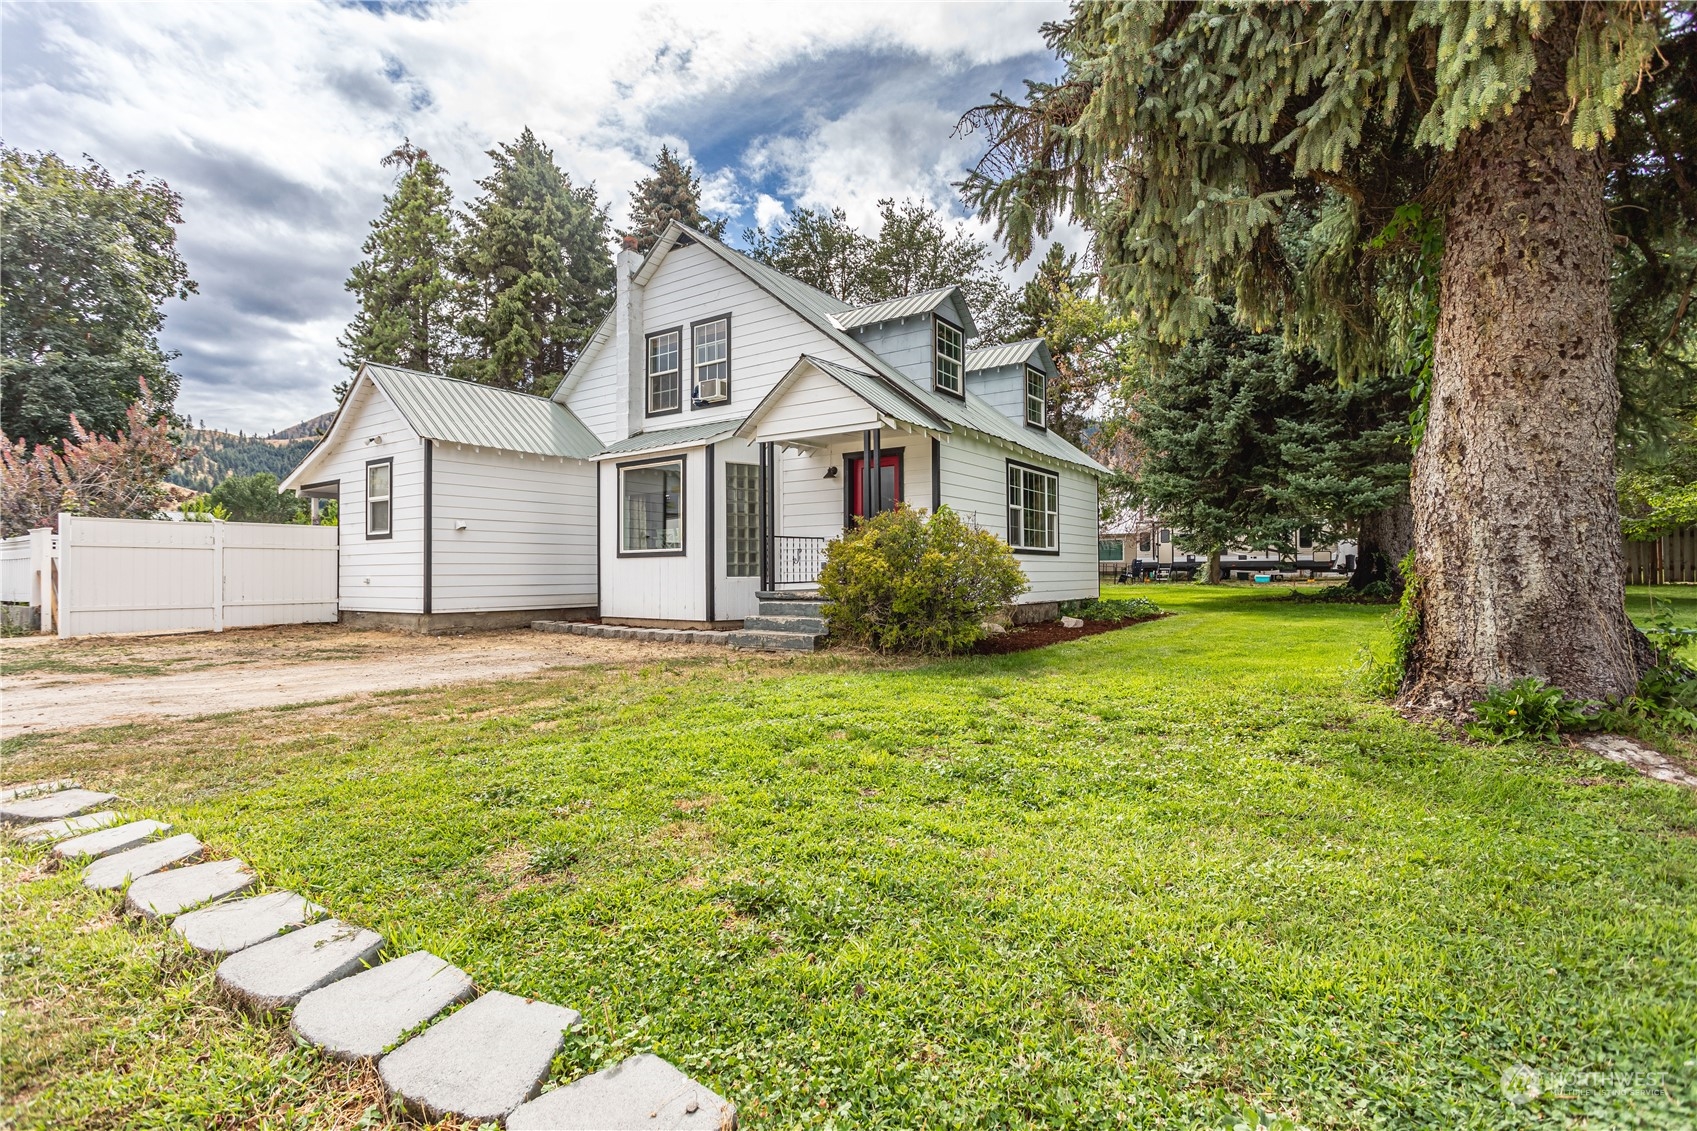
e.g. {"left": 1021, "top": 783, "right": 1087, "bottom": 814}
{"left": 934, "top": 319, "right": 964, "bottom": 396}
{"left": 1025, "top": 365, "right": 1047, "bottom": 428}
{"left": 692, "top": 315, "right": 730, "bottom": 404}
{"left": 646, "top": 329, "right": 682, "bottom": 416}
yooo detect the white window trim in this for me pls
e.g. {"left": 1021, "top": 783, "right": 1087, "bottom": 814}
{"left": 934, "top": 318, "right": 964, "bottom": 396}
{"left": 365, "top": 458, "right": 392, "bottom": 539}
{"left": 1025, "top": 365, "right": 1047, "bottom": 428}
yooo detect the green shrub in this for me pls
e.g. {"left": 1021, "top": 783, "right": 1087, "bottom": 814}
{"left": 1059, "top": 597, "right": 1161, "bottom": 622}
{"left": 1364, "top": 553, "right": 1420, "bottom": 697}
{"left": 1466, "top": 678, "right": 1592, "bottom": 744}
{"left": 818, "top": 505, "right": 1027, "bottom": 654}
{"left": 1291, "top": 581, "right": 1396, "bottom": 604}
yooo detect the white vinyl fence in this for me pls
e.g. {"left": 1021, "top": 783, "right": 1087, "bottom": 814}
{"left": 0, "top": 535, "right": 31, "bottom": 603}
{"left": 53, "top": 515, "right": 338, "bottom": 638}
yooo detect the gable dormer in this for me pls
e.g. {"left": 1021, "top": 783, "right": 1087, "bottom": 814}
{"left": 830, "top": 287, "right": 977, "bottom": 397}
{"left": 965, "top": 339, "right": 1055, "bottom": 431}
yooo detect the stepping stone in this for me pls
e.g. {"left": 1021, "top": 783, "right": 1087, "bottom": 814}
{"left": 81, "top": 833, "right": 203, "bottom": 890}
{"left": 293, "top": 950, "right": 475, "bottom": 1060}
{"left": 53, "top": 819, "right": 170, "bottom": 863}
{"left": 125, "top": 859, "right": 254, "bottom": 920}
{"left": 16, "top": 810, "right": 119, "bottom": 843}
{"left": 508, "top": 1053, "right": 737, "bottom": 1130}
{"left": 0, "top": 788, "right": 116, "bottom": 826}
{"left": 0, "top": 779, "right": 77, "bottom": 803}
{"left": 215, "top": 918, "right": 383, "bottom": 1011}
{"left": 378, "top": 991, "right": 581, "bottom": 1122}
{"left": 172, "top": 890, "right": 325, "bottom": 956}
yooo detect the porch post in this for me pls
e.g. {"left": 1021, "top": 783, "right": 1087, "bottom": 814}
{"left": 758, "top": 441, "right": 773, "bottom": 591}
{"left": 861, "top": 429, "right": 873, "bottom": 520}
{"left": 871, "top": 426, "right": 882, "bottom": 514}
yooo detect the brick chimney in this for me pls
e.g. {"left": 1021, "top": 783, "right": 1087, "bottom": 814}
{"left": 612, "top": 245, "right": 645, "bottom": 440}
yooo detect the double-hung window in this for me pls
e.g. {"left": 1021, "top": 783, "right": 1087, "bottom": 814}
{"left": 1025, "top": 365, "right": 1047, "bottom": 428}
{"left": 365, "top": 459, "right": 392, "bottom": 539}
{"left": 1006, "top": 460, "right": 1059, "bottom": 553}
{"left": 646, "top": 329, "right": 682, "bottom": 415}
{"left": 620, "top": 459, "right": 684, "bottom": 554}
{"left": 725, "top": 462, "right": 760, "bottom": 577}
{"left": 692, "top": 316, "right": 730, "bottom": 403}
{"left": 934, "top": 319, "right": 964, "bottom": 396}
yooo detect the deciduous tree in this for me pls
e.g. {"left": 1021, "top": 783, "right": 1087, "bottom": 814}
{"left": 963, "top": 2, "right": 1692, "bottom": 706}
{"left": 1, "top": 148, "right": 195, "bottom": 446}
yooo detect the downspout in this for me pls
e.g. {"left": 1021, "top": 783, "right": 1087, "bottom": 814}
{"left": 930, "top": 436, "right": 941, "bottom": 512}
{"left": 422, "top": 439, "right": 433, "bottom": 617}
{"left": 704, "top": 443, "right": 716, "bottom": 624}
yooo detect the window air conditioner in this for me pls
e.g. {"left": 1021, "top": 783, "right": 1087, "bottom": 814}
{"left": 696, "top": 376, "right": 729, "bottom": 403}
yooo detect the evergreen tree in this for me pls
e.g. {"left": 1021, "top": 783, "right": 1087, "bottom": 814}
{"left": 964, "top": 2, "right": 1694, "bottom": 706}
{"left": 336, "top": 140, "right": 458, "bottom": 400}
{"left": 456, "top": 128, "right": 613, "bottom": 394}
{"left": 745, "top": 205, "right": 869, "bottom": 301}
{"left": 1, "top": 148, "right": 195, "bottom": 447}
{"left": 620, "top": 146, "right": 726, "bottom": 253}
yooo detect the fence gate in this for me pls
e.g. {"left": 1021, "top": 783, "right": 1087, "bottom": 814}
{"left": 1624, "top": 528, "right": 1697, "bottom": 586}
{"left": 53, "top": 515, "right": 337, "bottom": 638}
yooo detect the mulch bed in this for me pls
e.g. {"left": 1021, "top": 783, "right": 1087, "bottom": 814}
{"left": 971, "top": 613, "right": 1168, "bottom": 655}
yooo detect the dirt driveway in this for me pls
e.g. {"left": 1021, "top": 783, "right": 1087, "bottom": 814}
{"left": 0, "top": 624, "right": 704, "bottom": 737}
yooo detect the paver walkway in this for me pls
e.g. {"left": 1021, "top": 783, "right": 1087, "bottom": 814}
{"left": 5, "top": 783, "right": 739, "bottom": 1127}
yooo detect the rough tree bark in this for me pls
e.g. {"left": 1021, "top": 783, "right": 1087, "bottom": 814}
{"left": 1350, "top": 498, "right": 1413, "bottom": 592}
{"left": 1206, "top": 549, "right": 1222, "bottom": 584}
{"left": 1405, "top": 11, "right": 1641, "bottom": 708}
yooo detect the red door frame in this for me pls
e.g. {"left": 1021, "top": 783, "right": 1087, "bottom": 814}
{"left": 845, "top": 450, "right": 903, "bottom": 521}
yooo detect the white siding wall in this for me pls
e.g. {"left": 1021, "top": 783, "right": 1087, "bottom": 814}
{"left": 599, "top": 446, "right": 709, "bottom": 623}
{"left": 560, "top": 336, "right": 620, "bottom": 442}
{"left": 849, "top": 318, "right": 935, "bottom": 385}
{"left": 758, "top": 366, "right": 881, "bottom": 442}
{"left": 430, "top": 444, "right": 597, "bottom": 613}
{"left": 310, "top": 383, "right": 426, "bottom": 613}
{"left": 936, "top": 432, "right": 1099, "bottom": 604}
{"left": 776, "top": 427, "right": 938, "bottom": 542}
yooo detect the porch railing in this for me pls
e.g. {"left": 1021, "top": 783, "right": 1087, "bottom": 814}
{"left": 771, "top": 536, "right": 828, "bottom": 586}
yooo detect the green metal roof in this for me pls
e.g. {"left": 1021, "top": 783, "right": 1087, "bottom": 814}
{"left": 830, "top": 286, "right": 976, "bottom": 336}
{"left": 796, "top": 356, "right": 951, "bottom": 430}
{"left": 365, "top": 363, "right": 603, "bottom": 459}
{"left": 966, "top": 338, "right": 1047, "bottom": 372}
{"left": 596, "top": 417, "right": 746, "bottom": 458}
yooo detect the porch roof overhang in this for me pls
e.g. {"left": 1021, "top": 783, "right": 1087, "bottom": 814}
{"left": 733, "top": 355, "right": 952, "bottom": 447}
{"left": 589, "top": 417, "right": 746, "bottom": 460}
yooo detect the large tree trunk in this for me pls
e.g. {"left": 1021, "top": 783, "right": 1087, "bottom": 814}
{"left": 1206, "top": 549, "right": 1222, "bottom": 584}
{"left": 1351, "top": 498, "right": 1413, "bottom": 592}
{"left": 1405, "top": 13, "right": 1640, "bottom": 709}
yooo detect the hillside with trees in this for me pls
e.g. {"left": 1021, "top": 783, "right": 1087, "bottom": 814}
{"left": 167, "top": 426, "right": 319, "bottom": 492}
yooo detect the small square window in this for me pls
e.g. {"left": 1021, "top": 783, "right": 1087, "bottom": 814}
{"left": 934, "top": 319, "right": 963, "bottom": 395}
{"left": 621, "top": 460, "right": 683, "bottom": 553}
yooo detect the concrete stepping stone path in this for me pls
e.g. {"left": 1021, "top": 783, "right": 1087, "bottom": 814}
{"left": 292, "top": 950, "right": 474, "bottom": 1061}
{"left": 53, "top": 819, "right": 171, "bottom": 863}
{"left": 508, "top": 1053, "right": 737, "bottom": 1130}
{"left": 0, "top": 779, "right": 77, "bottom": 803}
{"left": 126, "top": 859, "right": 254, "bottom": 920}
{"left": 0, "top": 788, "right": 116, "bottom": 826}
{"left": 172, "top": 890, "right": 324, "bottom": 956}
{"left": 216, "top": 918, "right": 383, "bottom": 1011}
{"left": 378, "top": 991, "right": 582, "bottom": 1122}
{"left": 81, "top": 833, "right": 203, "bottom": 890}
{"left": 16, "top": 810, "right": 119, "bottom": 843}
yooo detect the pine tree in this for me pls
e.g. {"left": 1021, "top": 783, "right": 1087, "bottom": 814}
{"left": 620, "top": 146, "right": 726, "bottom": 253}
{"left": 456, "top": 128, "right": 613, "bottom": 394}
{"left": 337, "top": 140, "right": 458, "bottom": 399}
{"left": 964, "top": 2, "right": 1693, "bottom": 706}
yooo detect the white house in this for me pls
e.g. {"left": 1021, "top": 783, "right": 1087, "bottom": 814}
{"left": 284, "top": 221, "right": 1108, "bottom": 638}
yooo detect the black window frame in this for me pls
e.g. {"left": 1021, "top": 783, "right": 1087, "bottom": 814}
{"left": 690, "top": 313, "right": 732, "bottom": 408}
{"left": 645, "top": 327, "right": 684, "bottom": 418}
{"left": 364, "top": 457, "right": 393, "bottom": 541}
{"left": 724, "top": 461, "right": 761, "bottom": 577}
{"left": 616, "top": 454, "right": 687, "bottom": 558}
{"left": 932, "top": 316, "right": 965, "bottom": 399}
{"left": 1005, "top": 458, "right": 1060, "bottom": 556}
{"left": 1024, "top": 364, "right": 1048, "bottom": 430}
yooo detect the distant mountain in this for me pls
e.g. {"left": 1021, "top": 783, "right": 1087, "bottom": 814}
{"left": 168, "top": 426, "right": 321, "bottom": 492}
{"left": 268, "top": 411, "right": 335, "bottom": 440}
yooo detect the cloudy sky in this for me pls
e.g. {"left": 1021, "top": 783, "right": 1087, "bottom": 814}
{"left": 2, "top": 0, "right": 1069, "bottom": 433}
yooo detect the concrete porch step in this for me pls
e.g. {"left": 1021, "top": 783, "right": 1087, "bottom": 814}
{"left": 756, "top": 599, "right": 826, "bottom": 619}
{"left": 742, "top": 614, "right": 827, "bottom": 634}
{"left": 726, "top": 629, "right": 825, "bottom": 652}
{"left": 532, "top": 621, "right": 735, "bottom": 646}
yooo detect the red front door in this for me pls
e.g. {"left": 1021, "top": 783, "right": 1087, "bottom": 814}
{"left": 847, "top": 453, "right": 902, "bottom": 518}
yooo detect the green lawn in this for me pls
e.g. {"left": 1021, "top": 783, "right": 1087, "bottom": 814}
{"left": 4, "top": 586, "right": 1695, "bottom": 1128}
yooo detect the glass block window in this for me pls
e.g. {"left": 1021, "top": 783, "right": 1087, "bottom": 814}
{"left": 725, "top": 462, "right": 760, "bottom": 577}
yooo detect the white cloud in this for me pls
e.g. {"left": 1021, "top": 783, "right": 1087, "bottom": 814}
{"left": 753, "top": 193, "right": 788, "bottom": 231}
{"left": 1, "top": 0, "right": 1067, "bottom": 432}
